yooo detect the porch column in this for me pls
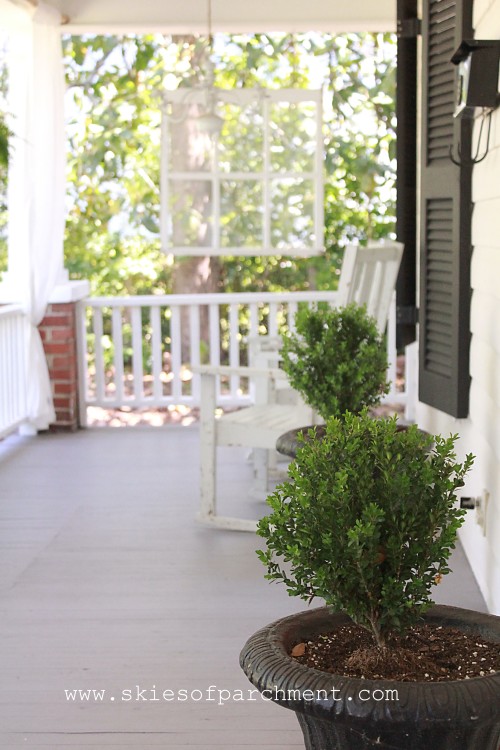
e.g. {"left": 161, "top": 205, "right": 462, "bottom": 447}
{"left": 0, "top": 0, "right": 70, "bottom": 431}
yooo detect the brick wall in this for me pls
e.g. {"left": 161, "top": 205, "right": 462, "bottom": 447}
{"left": 38, "top": 302, "right": 80, "bottom": 431}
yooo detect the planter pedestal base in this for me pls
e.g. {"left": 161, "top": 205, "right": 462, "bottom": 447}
{"left": 296, "top": 710, "right": 500, "bottom": 750}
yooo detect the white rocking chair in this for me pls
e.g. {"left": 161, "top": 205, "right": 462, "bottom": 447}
{"left": 195, "top": 240, "right": 404, "bottom": 532}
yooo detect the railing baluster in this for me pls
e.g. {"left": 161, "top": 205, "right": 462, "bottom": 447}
{"left": 209, "top": 303, "right": 220, "bottom": 366}
{"left": 229, "top": 303, "right": 240, "bottom": 399}
{"left": 247, "top": 302, "right": 259, "bottom": 392}
{"left": 209, "top": 303, "right": 221, "bottom": 401}
{"left": 112, "top": 307, "right": 125, "bottom": 404}
{"left": 268, "top": 302, "right": 278, "bottom": 337}
{"left": 170, "top": 305, "right": 182, "bottom": 401}
{"left": 288, "top": 301, "right": 298, "bottom": 333}
{"left": 249, "top": 303, "right": 259, "bottom": 339}
{"left": 6, "top": 316, "right": 14, "bottom": 423}
{"left": 150, "top": 306, "right": 163, "bottom": 402}
{"left": 189, "top": 305, "right": 201, "bottom": 404}
{"left": 0, "top": 307, "right": 30, "bottom": 437}
{"left": 1, "top": 316, "right": 9, "bottom": 431}
{"left": 131, "top": 306, "right": 144, "bottom": 402}
{"left": 93, "top": 307, "right": 106, "bottom": 404}
{"left": 75, "top": 300, "right": 89, "bottom": 427}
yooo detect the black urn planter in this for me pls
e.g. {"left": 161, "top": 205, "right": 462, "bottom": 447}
{"left": 240, "top": 606, "right": 500, "bottom": 750}
{"left": 276, "top": 421, "right": 413, "bottom": 459}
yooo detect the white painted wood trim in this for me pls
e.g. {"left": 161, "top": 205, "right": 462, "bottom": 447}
{"left": 92, "top": 307, "right": 105, "bottom": 402}
{"left": 228, "top": 304, "right": 240, "bottom": 399}
{"left": 150, "top": 305, "right": 163, "bottom": 402}
{"left": 75, "top": 300, "right": 89, "bottom": 428}
{"left": 131, "top": 306, "right": 144, "bottom": 401}
{"left": 189, "top": 305, "right": 201, "bottom": 403}
{"left": 170, "top": 306, "right": 182, "bottom": 401}
{"left": 192, "top": 364, "right": 285, "bottom": 379}
{"left": 85, "top": 290, "right": 341, "bottom": 307}
{"left": 111, "top": 307, "right": 125, "bottom": 404}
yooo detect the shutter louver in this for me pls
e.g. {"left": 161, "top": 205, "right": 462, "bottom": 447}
{"left": 419, "top": 0, "right": 472, "bottom": 418}
{"left": 427, "top": 2, "right": 456, "bottom": 162}
{"left": 424, "top": 198, "right": 453, "bottom": 376}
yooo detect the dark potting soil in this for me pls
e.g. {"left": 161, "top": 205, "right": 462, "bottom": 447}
{"left": 290, "top": 623, "right": 500, "bottom": 682}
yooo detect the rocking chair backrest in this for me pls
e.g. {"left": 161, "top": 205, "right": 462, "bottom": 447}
{"left": 336, "top": 241, "right": 404, "bottom": 333}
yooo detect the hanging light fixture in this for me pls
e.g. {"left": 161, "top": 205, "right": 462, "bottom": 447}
{"left": 195, "top": 86, "right": 224, "bottom": 137}
{"left": 161, "top": 0, "right": 224, "bottom": 140}
{"left": 194, "top": 0, "right": 224, "bottom": 137}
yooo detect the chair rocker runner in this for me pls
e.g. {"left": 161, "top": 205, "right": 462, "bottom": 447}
{"left": 195, "top": 240, "right": 404, "bottom": 532}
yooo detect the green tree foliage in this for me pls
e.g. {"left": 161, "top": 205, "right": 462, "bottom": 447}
{"left": 0, "top": 33, "right": 396, "bottom": 288}
{"left": 0, "top": 117, "right": 9, "bottom": 169}
{"left": 61, "top": 32, "right": 396, "bottom": 295}
{"left": 63, "top": 35, "right": 170, "bottom": 295}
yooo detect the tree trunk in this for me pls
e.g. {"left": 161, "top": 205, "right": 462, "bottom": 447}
{"left": 172, "top": 256, "right": 221, "bottom": 363}
{"left": 168, "top": 37, "right": 223, "bottom": 362}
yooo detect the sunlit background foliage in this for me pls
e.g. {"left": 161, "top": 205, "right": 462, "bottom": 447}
{"left": 1, "top": 32, "right": 396, "bottom": 295}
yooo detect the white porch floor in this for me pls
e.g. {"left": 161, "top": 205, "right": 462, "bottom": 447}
{"left": 0, "top": 426, "right": 487, "bottom": 749}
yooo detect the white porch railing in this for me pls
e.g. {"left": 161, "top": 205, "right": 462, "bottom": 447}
{"left": 76, "top": 292, "right": 406, "bottom": 425}
{"left": 0, "top": 304, "right": 29, "bottom": 439}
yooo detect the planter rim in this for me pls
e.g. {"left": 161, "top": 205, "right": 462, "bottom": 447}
{"left": 240, "top": 605, "right": 500, "bottom": 729}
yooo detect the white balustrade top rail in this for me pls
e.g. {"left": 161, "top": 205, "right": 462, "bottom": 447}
{"left": 0, "top": 304, "right": 29, "bottom": 439}
{"left": 76, "top": 291, "right": 404, "bottom": 425}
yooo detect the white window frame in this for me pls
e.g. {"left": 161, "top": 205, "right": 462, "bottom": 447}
{"left": 160, "top": 88, "right": 324, "bottom": 257}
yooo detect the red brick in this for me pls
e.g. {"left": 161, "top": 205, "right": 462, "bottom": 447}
{"left": 54, "top": 382, "right": 73, "bottom": 395}
{"left": 39, "top": 300, "right": 82, "bottom": 431}
{"left": 53, "top": 404, "right": 70, "bottom": 414}
{"left": 51, "top": 419, "right": 78, "bottom": 432}
{"left": 51, "top": 328, "right": 74, "bottom": 341}
{"left": 43, "top": 343, "right": 72, "bottom": 355}
{"left": 52, "top": 355, "right": 75, "bottom": 369}
{"left": 55, "top": 410, "right": 74, "bottom": 421}
{"left": 54, "top": 407, "right": 77, "bottom": 419}
{"left": 50, "top": 369, "right": 76, "bottom": 381}
{"left": 50, "top": 303, "right": 73, "bottom": 314}
{"left": 53, "top": 396, "right": 74, "bottom": 409}
{"left": 40, "top": 315, "right": 72, "bottom": 327}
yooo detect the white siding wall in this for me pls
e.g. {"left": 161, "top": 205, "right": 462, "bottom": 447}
{"left": 416, "top": 0, "right": 500, "bottom": 613}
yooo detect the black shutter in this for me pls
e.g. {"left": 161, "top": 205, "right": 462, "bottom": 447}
{"left": 419, "top": 0, "right": 473, "bottom": 417}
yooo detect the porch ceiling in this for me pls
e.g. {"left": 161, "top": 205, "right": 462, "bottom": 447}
{"left": 42, "top": 0, "right": 396, "bottom": 34}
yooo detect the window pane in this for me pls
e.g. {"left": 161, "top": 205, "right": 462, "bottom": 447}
{"left": 269, "top": 101, "right": 317, "bottom": 174}
{"left": 166, "top": 103, "right": 214, "bottom": 173}
{"left": 271, "top": 179, "right": 315, "bottom": 250}
{"left": 220, "top": 180, "right": 263, "bottom": 249}
{"left": 167, "top": 179, "right": 213, "bottom": 249}
{"left": 218, "top": 101, "right": 264, "bottom": 173}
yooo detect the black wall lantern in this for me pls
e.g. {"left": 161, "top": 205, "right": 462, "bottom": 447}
{"left": 449, "top": 40, "right": 500, "bottom": 165}
{"left": 451, "top": 39, "right": 500, "bottom": 118}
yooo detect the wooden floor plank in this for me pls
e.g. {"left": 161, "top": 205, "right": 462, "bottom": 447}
{"left": 0, "top": 427, "right": 488, "bottom": 748}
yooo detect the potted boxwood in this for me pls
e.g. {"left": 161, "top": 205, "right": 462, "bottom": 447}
{"left": 281, "top": 302, "right": 390, "bottom": 420}
{"left": 276, "top": 303, "right": 391, "bottom": 457}
{"left": 240, "top": 412, "right": 500, "bottom": 749}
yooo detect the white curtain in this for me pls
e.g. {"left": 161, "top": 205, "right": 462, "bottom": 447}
{"left": 6, "top": 1, "right": 66, "bottom": 429}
